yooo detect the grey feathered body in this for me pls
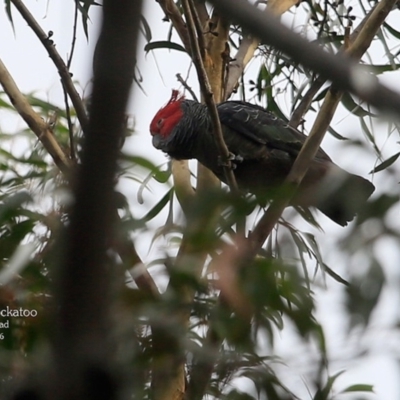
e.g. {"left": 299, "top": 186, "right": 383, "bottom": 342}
{"left": 153, "top": 99, "right": 375, "bottom": 225}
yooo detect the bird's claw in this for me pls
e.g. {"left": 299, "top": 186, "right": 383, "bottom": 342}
{"left": 218, "top": 153, "right": 243, "bottom": 169}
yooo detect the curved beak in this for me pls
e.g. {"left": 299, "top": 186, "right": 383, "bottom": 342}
{"left": 152, "top": 134, "right": 163, "bottom": 149}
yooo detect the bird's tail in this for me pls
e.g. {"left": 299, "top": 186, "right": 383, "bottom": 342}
{"left": 315, "top": 167, "right": 375, "bottom": 226}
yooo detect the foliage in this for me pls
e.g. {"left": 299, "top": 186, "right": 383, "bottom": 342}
{"left": 0, "top": 0, "right": 400, "bottom": 399}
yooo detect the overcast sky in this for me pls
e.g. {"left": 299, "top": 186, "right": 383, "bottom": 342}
{"left": 1, "top": 2, "right": 400, "bottom": 399}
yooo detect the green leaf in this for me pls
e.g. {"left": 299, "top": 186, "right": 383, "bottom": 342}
{"left": 139, "top": 189, "right": 172, "bottom": 222}
{"left": 140, "top": 15, "right": 152, "bottom": 42}
{"left": 328, "top": 126, "right": 348, "bottom": 141}
{"left": 122, "top": 155, "right": 170, "bottom": 183}
{"left": 360, "top": 118, "right": 381, "bottom": 156}
{"left": 340, "top": 384, "right": 374, "bottom": 393}
{"left": 314, "top": 370, "right": 345, "bottom": 400}
{"left": 0, "top": 149, "right": 48, "bottom": 168}
{"left": 384, "top": 22, "right": 400, "bottom": 40}
{"left": 341, "top": 92, "right": 375, "bottom": 117}
{"left": 26, "top": 95, "right": 67, "bottom": 117}
{"left": 313, "top": 87, "right": 329, "bottom": 102}
{"left": 144, "top": 41, "right": 186, "bottom": 53}
{"left": 369, "top": 151, "right": 400, "bottom": 174}
{"left": 76, "top": 0, "right": 100, "bottom": 40}
{"left": 4, "top": 0, "right": 14, "bottom": 28}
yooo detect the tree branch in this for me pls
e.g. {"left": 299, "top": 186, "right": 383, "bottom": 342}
{"left": 171, "top": 160, "right": 196, "bottom": 215}
{"left": 210, "top": 0, "right": 400, "bottom": 116}
{"left": 0, "top": 58, "right": 72, "bottom": 174}
{"left": 204, "top": 7, "right": 230, "bottom": 102}
{"left": 48, "top": 0, "right": 143, "bottom": 398}
{"left": 225, "top": 35, "right": 259, "bottom": 99}
{"left": 157, "top": 0, "right": 191, "bottom": 51}
{"left": 182, "top": 0, "right": 239, "bottom": 193}
{"left": 156, "top": 0, "right": 195, "bottom": 215}
{"left": 289, "top": 75, "right": 326, "bottom": 128}
{"left": 115, "top": 233, "right": 160, "bottom": 298}
{"left": 10, "top": 0, "right": 89, "bottom": 133}
{"left": 176, "top": 73, "right": 199, "bottom": 102}
{"left": 225, "top": 0, "right": 300, "bottom": 99}
{"left": 193, "top": 0, "right": 209, "bottom": 27}
{"left": 189, "top": 0, "right": 206, "bottom": 58}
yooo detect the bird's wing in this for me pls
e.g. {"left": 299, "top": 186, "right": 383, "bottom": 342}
{"left": 217, "top": 101, "right": 331, "bottom": 161}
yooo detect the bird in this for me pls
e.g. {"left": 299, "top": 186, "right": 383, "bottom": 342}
{"left": 149, "top": 90, "right": 375, "bottom": 226}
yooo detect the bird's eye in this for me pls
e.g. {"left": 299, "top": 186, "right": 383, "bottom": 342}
{"left": 157, "top": 118, "right": 164, "bottom": 128}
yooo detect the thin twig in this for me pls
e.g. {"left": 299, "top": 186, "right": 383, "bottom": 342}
{"left": 11, "top": 0, "right": 89, "bottom": 133}
{"left": 62, "top": 83, "right": 76, "bottom": 160}
{"left": 67, "top": 1, "right": 79, "bottom": 69}
{"left": 225, "top": 35, "right": 259, "bottom": 99}
{"left": 171, "top": 159, "right": 196, "bottom": 215}
{"left": 63, "top": 1, "right": 80, "bottom": 160}
{"left": 0, "top": 58, "right": 72, "bottom": 174}
{"left": 188, "top": 0, "right": 206, "bottom": 58}
{"left": 182, "top": 0, "right": 239, "bottom": 193}
{"left": 176, "top": 73, "right": 199, "bottom": 101}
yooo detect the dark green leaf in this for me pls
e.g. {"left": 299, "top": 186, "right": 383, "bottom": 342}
{"left": 140, "top": 15, "right": 152, "bottom": 42}
{"left": 4, "top": 0, "right": 13, "bottom": 27}
{"left": 313, "top": 87, "right": 329, "bottom": 102}
{"left": 122, "top": 155, "right": 170, "bottom": 183}
{"left": 340, "top": 384, "right": 374, "bottom": 393}
{"left": 360, "top": 118, "right": 381, "bottom": 156}
{"left": 144, "top": 41, "right": 186, "bottom": 53}
{"left": 328, "top": 126, "right": 348, "bottom": 141}
{"left": 384, "top": 22, "right": 400, "bottom": 40}
{"left": 341, "top": 92, "right": 375, "bottom": 117}
{"left": 369, "top": 151, "right": 400, "bottom": 174}
{"left": 76, "top": 0, "right": 99, "bottom": 39}
{"left": 139, "top": 189, "right": 172, "bottom": 222}
{"left": 314, "top": 370, "right": 345, "bottom": 400}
